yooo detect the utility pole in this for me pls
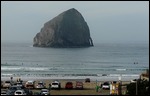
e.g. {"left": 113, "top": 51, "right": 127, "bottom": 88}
{"left": 118, "top": 80, "right": 122, "bottom": 95}
{"left": 136, "top": 80, "right": 138, "bottom": 95}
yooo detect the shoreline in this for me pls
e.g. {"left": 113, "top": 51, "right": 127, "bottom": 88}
{"left": 1, "top": 74, "right": 140, "bottom": 82}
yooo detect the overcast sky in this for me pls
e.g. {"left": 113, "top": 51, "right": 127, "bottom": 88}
{"left": 1, "top": 1, "right": 149, "bottom": 44}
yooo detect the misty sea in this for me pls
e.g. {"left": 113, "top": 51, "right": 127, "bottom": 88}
{"left": 1, "top": 42, "right": 149, "bottom": 81}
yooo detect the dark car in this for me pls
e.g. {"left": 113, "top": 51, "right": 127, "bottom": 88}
{"left": 85, "top": 78, "right": 90, "bottom": 83}
{"left": 6, "top": 85, "right": 22, "bottom": 95}
{"left": 75, "top": 81, "right": 83, "bottom": 89}
{"left": 65, "top": 82, "right": 73, "bottom": 89}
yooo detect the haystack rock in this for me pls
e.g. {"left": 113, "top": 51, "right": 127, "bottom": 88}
{"left": 33, "top": 8, "right": 94, "bottom": 48}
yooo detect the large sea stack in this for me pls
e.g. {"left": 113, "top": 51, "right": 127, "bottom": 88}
{"left": 33, "top": 8, "right": 94, "bottom": 48}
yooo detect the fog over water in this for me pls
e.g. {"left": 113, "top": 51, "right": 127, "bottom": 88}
{"left": 1, "top": 1, "right": 149, "bottom": 44}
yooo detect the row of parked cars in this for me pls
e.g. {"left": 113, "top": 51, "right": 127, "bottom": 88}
{"left": 1, "top": 79, "right": 84, "bottom": 95}
{"left": 1, "top": 77, "right": 91, "bottom": 89}
{"left": 1, "top": 86, "right": 49, "bottom": 95}
{"left": 23, "top": 80, "right": 84, "bottom": 89}
{"left": 50, "top": 80, "right": 84, "bottom": 89}
{"left": 1, "top": 80, "right": 84, "bottom": 89}
{"left": 1, "top": 80, "right": 33, "bottom": 95}
{"left": 1, "top": 80, "right": 50, "bottom": 95}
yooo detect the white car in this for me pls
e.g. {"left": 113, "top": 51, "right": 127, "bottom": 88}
{"left": 40, "top": 89, "right": 49, "bottom": 95}
{"left": 51, "top": 80, "right": 61, "bottom": 89}
{"left": 14, "top": 90, "right": 27, "bottom": 95}
{"left": 36, "top": 81, "right": 46, "bottom": 89}
{"left": 102, "top": 82, "right": 110, "bottom": 89}
{"left": 3, "top": 81, "right": 12, "bottom": 88}
{"left": 25, "top": 80, "right": 35, "bottom": 89}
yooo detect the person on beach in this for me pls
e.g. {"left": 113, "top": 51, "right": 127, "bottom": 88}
{"left": 49, "top": 83, "right": 51, "bottom": 91}
{"left": 17, "top": 78, "right": 20, "bottom": 82}
{"left": 10, "top": 76, "right": 13, "bottom": 86}
{"left": 96, "top": 85, "right": 100, "bottom": 92}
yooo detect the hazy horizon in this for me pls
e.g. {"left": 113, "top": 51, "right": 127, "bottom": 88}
{"left": 1, "top": 1, "right": 149, "bottom": 44}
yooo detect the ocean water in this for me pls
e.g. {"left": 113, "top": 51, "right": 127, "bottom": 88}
{"left": 1, "top": 42, "right": 149, "bottom": 81}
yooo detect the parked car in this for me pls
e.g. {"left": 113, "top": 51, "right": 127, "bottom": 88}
{"left": 51, "top": 80, "right": 61, "bottom": 89}
{"left": 65, "top": 82, "right": 73, "bottom": 89}
{"left": 16, "top": 81, "right": 24, "bottom": 88}
{"left": 102, "top": 82, "right": 110, "bottom": 89}
{"left": 36, "top": 81, "right": 46, "bottom": 89}
{"left": 85, "top": 78, "right": 90, "bottom": 83}
{"left": 75, "top": 81, "right": 83, "bottom": 89}
{"left": 102, "top": 74, "right": 107, "bottom": 76}
{"left": 25, "top": 80, "right": 35, "bottom": 89}
{"left": 6, "top": 85, "right": 22, "bottom": 95}
{"left": 3, "top": 81, "right": 12, "bottom": 88}
{"left": 1, "top": 90, "right": 7, "bottom": 95}
{"left": 40, "top": 89, "right": 50, "bottom": 95}
{"left": 14, "top": 89, "right": 27, "bottom": 95}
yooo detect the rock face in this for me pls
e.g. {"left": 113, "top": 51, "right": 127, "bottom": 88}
{"left": 33, "top": 8, "right": 93, "bottom": 47}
